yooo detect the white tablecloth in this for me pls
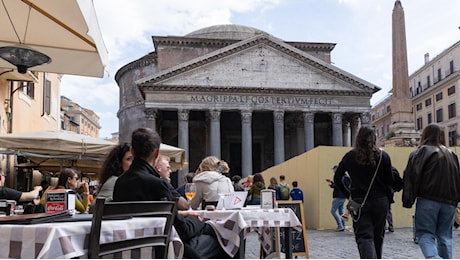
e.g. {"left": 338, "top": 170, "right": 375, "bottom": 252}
{"left": 0, "top": 217, "right": 183, "bottom": 259}
{"left": 197, "top": 207, "right": 302, "bottom": 257}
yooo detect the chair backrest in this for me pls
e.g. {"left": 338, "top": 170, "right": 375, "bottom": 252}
{"left": 201, "top": 199, "right": 218, "bottom": 210}
{"left": 88, "top": 197, "right": 177, "bottom": 259}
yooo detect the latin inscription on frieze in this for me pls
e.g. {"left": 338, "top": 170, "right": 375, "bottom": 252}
{"left": 190, "top": 94, "right": 332, "bottom": 106}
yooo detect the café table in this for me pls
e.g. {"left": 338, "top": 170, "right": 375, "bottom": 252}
{"left": 196, "top": 206, "right": 302, "bottom": 259}
{"left": 0, "top": 216, "right": 183, "bottom": 259}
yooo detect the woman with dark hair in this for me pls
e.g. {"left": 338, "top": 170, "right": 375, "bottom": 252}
{"left": 40, "top": 168, "right": 90, "bottom": 213}
{"left": 403, "top": 123, "right": 460, "bottom": 258}
{"left": 334, "top": 126, "right": 393, "bottom": 258}
{"left": 247, "top": 173, "right": 265, "bottom": 205}
{"left": 94, "top": 143, "right": 132, "bottom": 202}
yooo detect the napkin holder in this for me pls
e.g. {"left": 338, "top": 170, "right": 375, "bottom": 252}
{"left": 260, "top": 189, "right": 276, "bottom": 209}
{"left": 46, "top": 189, "right": 76, "bottom": 213}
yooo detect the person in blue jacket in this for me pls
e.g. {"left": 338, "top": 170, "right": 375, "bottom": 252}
{"left": 290, "top": 181, "right": 304, "bottom": 202}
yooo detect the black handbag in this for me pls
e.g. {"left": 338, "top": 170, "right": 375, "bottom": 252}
{"left": 347, "top": 149, "right": 382, "bottom": 222}
{"left": 346, "top": 199, "right": 362, "bottom": 216}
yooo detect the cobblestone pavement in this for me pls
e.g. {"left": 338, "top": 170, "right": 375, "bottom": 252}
{"left": 244, "top": 227, "right": 460, "bottom": 259}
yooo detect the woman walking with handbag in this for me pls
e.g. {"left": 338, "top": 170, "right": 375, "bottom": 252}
{"left": 334, "top": 126, "right": 394, "bottom": 258}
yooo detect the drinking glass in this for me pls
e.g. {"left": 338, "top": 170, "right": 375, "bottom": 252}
{"left": 185, "top": 183, "right": 196, "bottom": 210}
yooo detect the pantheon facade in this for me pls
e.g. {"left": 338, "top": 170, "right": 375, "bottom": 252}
{"left": 115, "top": 24, "right": 379, "bottom": 183}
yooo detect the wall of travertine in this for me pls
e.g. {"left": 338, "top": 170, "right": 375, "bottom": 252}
{"left": 261, "top": 146, "right": 460, "bottom": 230}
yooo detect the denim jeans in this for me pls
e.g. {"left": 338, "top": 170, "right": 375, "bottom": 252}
{"left": 331, "top": 197, "right": 346, "bottom": 228}
{"left": 415, "top": 197, "right": 455, "bottom": 259}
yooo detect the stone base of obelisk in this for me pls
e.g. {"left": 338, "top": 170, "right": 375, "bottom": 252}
{"left": 384, "top": 122, "right": 420, "bottom": 147}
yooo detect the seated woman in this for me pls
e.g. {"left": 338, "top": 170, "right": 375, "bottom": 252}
{"left": 94, "top": 143, "right": 132, "bottom": 202}
{"left": 40, "top": 168, "right": 90, "bottom": 214}
{"left": 191, "top": 156, "right": 234, "bottom": 210}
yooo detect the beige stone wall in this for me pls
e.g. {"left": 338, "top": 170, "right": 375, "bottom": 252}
{"left": 261, "top": 146, "right": 460, "bottom": 230}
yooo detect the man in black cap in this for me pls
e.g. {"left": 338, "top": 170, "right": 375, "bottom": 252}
{"left": 326, "top": 165, "right": 348, "bottom": 231}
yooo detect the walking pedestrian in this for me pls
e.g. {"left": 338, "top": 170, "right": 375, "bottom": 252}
{"left": 334, "top": 126, "right": 394, "bottom": 258}
{"left": 326, "top": 165, "right": 347, "bottom": 232}
{"left": 403, "top": 123, "right": 460, "bottom": 259}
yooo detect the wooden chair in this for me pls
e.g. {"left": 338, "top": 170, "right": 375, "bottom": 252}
{"left": 88, "top": 198, "right": 177, "bottom": 259}
{"left": 201, "top": 199, "right": 218, "bottom": 210}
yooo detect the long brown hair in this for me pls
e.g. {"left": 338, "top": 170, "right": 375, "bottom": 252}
{"left": 419, "top": 123, "right": 443, "bottom": 146}
{"left": 354, "top": 126, "right": 378, "bottom": 167}
{"left": 98, "top": 143, "right": 130, "bottom": 187}
{"left": 419, "top": 124, "right": 451, "bottom": 169}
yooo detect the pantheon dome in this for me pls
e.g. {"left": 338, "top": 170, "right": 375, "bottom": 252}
{"left": 185, "top": 24, "right": 270, "bottom": 40}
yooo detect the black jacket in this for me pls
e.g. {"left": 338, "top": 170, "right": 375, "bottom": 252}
{"left": 388, "top": 167, "right": 404, "bottom": 204}
{"left": 334, "top": 149, "right": 393, "bottom": 201}
{"left": 113, "top": 157, "right": 205, "bottom": 239}
{"left": 402, "top": 145, "right": 460, "bottom": 207}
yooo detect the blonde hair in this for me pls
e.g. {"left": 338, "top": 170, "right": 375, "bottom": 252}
{"left": 156, "top": 155, "right": 170, "bottom": 165}
{"left": 199, "top": 156, "right": 230, "bottom": 173}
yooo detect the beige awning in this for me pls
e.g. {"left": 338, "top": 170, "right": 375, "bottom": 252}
{"left": 0, "top": 130, "right": 188, "bottom": 172}
{"left": 0, "top": 0, "right": 108, "bottom": 77}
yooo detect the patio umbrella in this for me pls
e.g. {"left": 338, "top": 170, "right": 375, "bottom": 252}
{"left": 159, "top": 143, "right": 188, "bottom": 171}
{"left": 0, "top": 130, "right": 188, "bottom": 171}
{"left": 0, "top": 0, "right": 108, "bottom": 77}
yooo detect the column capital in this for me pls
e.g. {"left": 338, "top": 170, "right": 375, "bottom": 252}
{"left": 209, "top": 109, "right": 221, "bottom": 121}
{"left": 273, "top": 110, "right": 284, "bottom": 121}
{"left": 241, "top": 110, "right": 252, "bottom": 123}
{"left": 332, "top": 112, "right": 342, "bottom": 124}
{"left": 144, "top": 108, "right": 157, "bottom": 121}
{"left": 178, "top": 109, "right": 189, "bottom": 121}
{"left": 303, "top": 112, "right": 315, "bottom": 123}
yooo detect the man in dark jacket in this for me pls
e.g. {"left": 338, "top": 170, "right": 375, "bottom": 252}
{"left": 113, "top": 127, "right": 228, "bottom": 258}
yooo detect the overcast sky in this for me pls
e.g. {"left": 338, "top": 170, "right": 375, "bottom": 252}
{"left": 61, "top": 0, "right": 460, "bottom": 139}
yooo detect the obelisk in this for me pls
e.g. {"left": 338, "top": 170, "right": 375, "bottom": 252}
{"left": 386, "top": 0, "right": 418, "bottom": 147}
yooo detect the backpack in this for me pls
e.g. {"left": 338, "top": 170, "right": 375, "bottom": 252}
{"left": 280, "top": 183, "right": 290, "bottom": 200}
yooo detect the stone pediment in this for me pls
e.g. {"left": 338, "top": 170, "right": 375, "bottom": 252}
{"left": 137, "top": 34, "right": 380, "bottom": 96}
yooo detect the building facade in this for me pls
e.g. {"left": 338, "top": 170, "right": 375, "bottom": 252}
{"left": 61, "top": 96, "right": 101, "bottom": 138}
{"left": 0, "top": 71, "right": 61, "bottom": 134}
{"left": 370, "top": 93, "right": 392, "bottom": 147}
{"left": 410, "top": 40, "right": 460, "bottom": 146}
{"left": 115, "top": 24, "right": 380, "bottom": 180}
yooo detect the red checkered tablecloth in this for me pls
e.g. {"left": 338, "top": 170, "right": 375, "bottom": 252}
{"left": 0, "top": 217, "right": 183, "bottom": 259}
